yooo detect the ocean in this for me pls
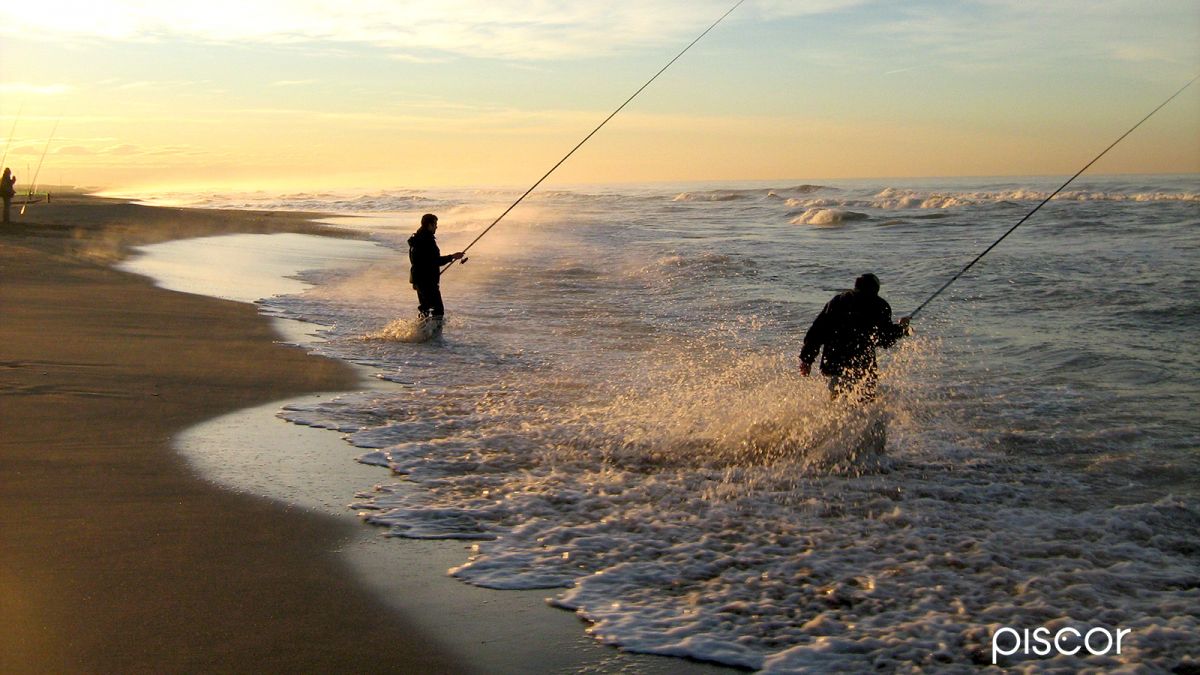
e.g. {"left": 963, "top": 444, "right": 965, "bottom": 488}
{"left": 126, "top": 174, "right": 1198, "bottom": 671}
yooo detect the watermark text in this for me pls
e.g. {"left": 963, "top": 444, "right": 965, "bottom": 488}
{"left": 992, "top": 626, "right": 1130, "bottom": 665}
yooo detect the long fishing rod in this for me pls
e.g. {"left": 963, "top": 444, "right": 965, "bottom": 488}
{"left": 441, "top": 0, "right": 747, "bottom": 275}
{"left": 1, "top": 104, "right": 23, "bottom": 171}
{"left": 21, "top": 116, "right": 59, "bottom": 215}
{"left": 909, "top": 73, "right": 1199, "bottom": 319}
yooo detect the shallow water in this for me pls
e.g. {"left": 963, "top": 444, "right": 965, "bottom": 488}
{"left": 134, "top": 175, "right": 1199, "bottom": 671}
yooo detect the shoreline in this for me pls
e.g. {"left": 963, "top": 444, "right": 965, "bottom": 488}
{"left": 0, "top": 194, "right": 465, "bottom": 672}
{"left": 178, "top": 394, "right": 734, "bottom": 674}
{"left": 117, "top": 203, "right": 736, "bottom": 673}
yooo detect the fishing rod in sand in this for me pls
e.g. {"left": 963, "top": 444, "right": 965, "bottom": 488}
{"left": 440, "top": 0, "right": 748, "bottom": 276}
{"left": 21, "top": 116, "right": 59, "bottom": 216}
{"left": 908, "top": 73, "right": 1200, "bottom": 320}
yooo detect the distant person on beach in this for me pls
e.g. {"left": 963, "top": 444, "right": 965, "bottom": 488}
{"left": 1, "top": 168, "right": 15, "bottom": 224}
{"left": 408, "top": 213, "right": 464, "bottom": 321}
{"left": 799, "top": 273, "right": 912, "bottom": 401}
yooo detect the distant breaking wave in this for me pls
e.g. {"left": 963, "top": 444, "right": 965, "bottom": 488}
{"left": 870, "top": 187, "right": 1199, "bottom": 209}
{"left": 789, "top": 208, "right": 870, "bottom": 226}
{"left": 771, "top": 187, "right": 1200, "bottom": 213}
{"left": 674, "top": 184, "right": 1198, "bottom": 213}
{"left": 105, "top": 181, "right": 1197, "bottom": 217}
{"left": 673, "top": 185, "right": 831, "bottom": 202}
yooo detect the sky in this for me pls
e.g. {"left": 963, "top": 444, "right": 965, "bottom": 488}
{"left": 1, "top": 0, "right": 1197, "bottom": 191}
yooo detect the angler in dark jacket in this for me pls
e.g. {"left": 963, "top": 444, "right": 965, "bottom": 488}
{"left": 408, "top": 213, "right": 463, "bottom": 319}
{"left": 799, "top": 273, "right": 912, "bottom": 400}
{"left": 1, "top": 168, "right": 16, "bottom": 224}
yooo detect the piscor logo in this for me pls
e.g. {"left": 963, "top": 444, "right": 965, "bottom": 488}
{"left": 992, "top": 626, "right": 1131, "bottom": 665}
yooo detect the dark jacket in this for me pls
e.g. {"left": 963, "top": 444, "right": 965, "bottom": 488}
{"left": 408, "top": 229, "right": 455, "bottom": 288}
{"left": 800, "top": 289, "right": 906, "bottom": 377}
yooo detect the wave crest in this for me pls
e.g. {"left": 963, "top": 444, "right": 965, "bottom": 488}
{"left": 673, "top": 185, "right": 831, "bottom": 202}
{"left": 789, "top": 208, "right": 869, "bottom": 226}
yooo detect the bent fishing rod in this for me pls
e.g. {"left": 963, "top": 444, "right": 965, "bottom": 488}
{"left": 908, "top": 73, "right": 1199, "bottom": 319}
{"left": 441, "top": 0, "right": 747, "bottom": 276}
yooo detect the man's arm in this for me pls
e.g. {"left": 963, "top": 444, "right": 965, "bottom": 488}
{"left": 799, "top": 301, "right": 833, "bottom": 375}
{"left": 875, "top": 299, "right": 911, "bottom": 349}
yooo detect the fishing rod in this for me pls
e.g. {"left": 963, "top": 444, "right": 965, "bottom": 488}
{"left": 441, "top": 0, "right": 747, "bottom": 275}
{"left": 1, "top": 104, "right": 22, "bottom": 171}
{"left": 909, "top": 73, "right": 1199, "bottom": 319}
{"left": 21, "top": 116, "right": 59, "bottom": 215}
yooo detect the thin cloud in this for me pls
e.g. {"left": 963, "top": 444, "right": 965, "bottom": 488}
{"left": 51, "top": 143, "right": 137, "bottom": 156}
{"left": 0, "top": 82, "right": 71, "bottom": 96}
{"left": 53, "top": 145, "right": 96, "bottom": 155}
{"left": 864, "top": 0, "right": 1198, "bottom": 73}
{"left": 0, "top": 1, "right": 864, "bottom": 61}
{"left": 111, "top": 79, "right": 213, "bottom": 91}
{"left": 1110, "top": 45, "right": 1177, "bottom": 64}
{"left": 105, "top": 144, "right": 141, "bottom": 156}
{"left": 7, "top": 143, "right": 44, "bottom": 155}
{"left": 45, "top": 141, "right": 202, "bottom": 158}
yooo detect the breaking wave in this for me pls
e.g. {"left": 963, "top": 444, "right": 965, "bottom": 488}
{"left": 673, "top": 185, "right": 831, "bottom": 202}
{"left": 789, "top": 208, "right": 870, "bottom": 226}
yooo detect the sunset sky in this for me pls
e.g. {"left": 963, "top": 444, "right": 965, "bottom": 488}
{"left": 1, "top": 0, "right": 1197, "bottom": 191}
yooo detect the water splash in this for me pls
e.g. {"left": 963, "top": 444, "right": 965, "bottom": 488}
{"left": 254, "top": 176, "right": 1198, "bottom": 671}
{"left": 364, "top": 316, "right": 444, "bottom": 343}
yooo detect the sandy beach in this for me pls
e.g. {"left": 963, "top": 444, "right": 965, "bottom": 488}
{"left": 0, "top": 194, "right": 465, "bottom": 672}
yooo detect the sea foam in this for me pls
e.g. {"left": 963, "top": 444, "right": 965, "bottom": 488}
{"left": 250, "top": 175, "right": 1199, "bottom": 671}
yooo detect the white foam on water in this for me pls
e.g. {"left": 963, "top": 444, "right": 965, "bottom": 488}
{"left": 366, "top": 316, "right": 445, "bottom": 343}
{"left": 213, "top": 175, "right": 1198, "bottom": 671}
{"left": 788, "top": 208, "right": 870, "bottom": 226}
{"left": 278, "top": 330, "right": 1198, "bottom": 671}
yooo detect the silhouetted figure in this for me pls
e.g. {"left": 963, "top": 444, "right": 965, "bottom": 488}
{"left": 408, "top": 213, "right": 464, "bottom": 321}
{"left": 799, "top": 273, "right": 912, "bottom": 401}
{"left": 1, "top": 168, "right": 15, "bottom": 224}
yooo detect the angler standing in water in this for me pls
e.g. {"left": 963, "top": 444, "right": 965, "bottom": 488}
{"left": 408, "top": 213, "right": 464, "bottom": 326}
{"left": 799, "top": 273, "right": 912, "bottom": 401}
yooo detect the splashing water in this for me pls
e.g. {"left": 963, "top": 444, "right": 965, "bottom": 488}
{"left": 366, "top": 316, "right": 445, "bottom": 343}
{"left": 248, "top": 175, "right": 1198, "bottom": 671}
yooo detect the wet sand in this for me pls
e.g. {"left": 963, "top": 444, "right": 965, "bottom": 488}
{"left": 0, "top": 194, "right": 464, "bottom": 672}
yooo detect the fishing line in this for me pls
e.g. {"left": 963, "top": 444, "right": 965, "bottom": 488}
{"left": 441, "top": 0, "right": 747, "bottom": 275}
{"left": 21, "top": 116, "right": 59, "bottom": 215}
{"left": 909, "top": 73, "right": 1199, "bottom": 319}
{"left": 1, "top": 103, "right": 23, "bottom": 171}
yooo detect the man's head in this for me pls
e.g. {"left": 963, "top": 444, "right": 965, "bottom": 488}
{"left": 854, "top": 273, "right": 881, "bottom": 296}
{"left": 420, "top": 213, "right": 438, "bottom": 233}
